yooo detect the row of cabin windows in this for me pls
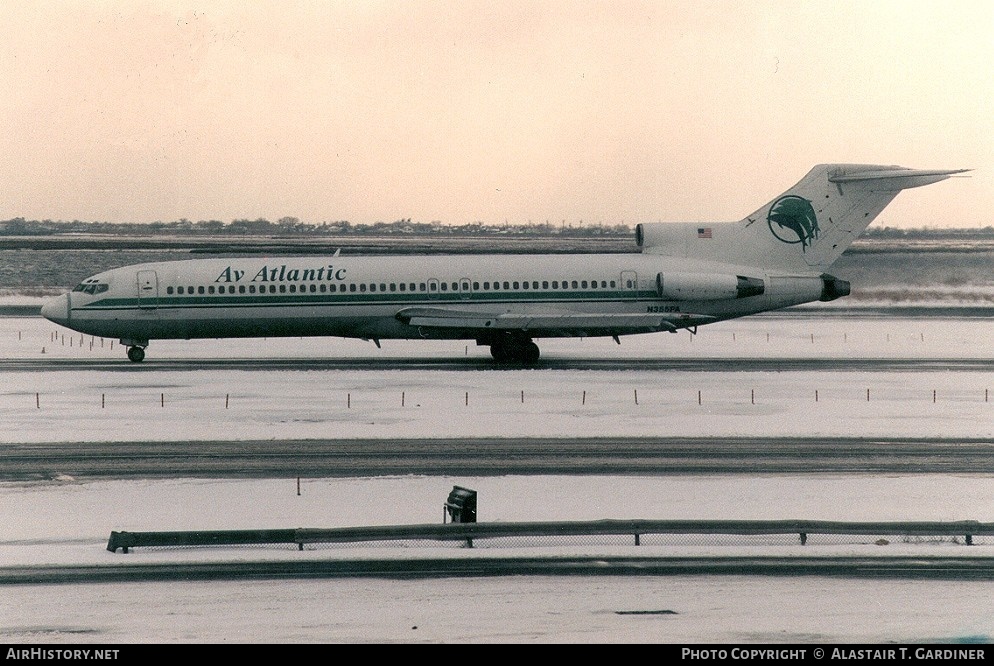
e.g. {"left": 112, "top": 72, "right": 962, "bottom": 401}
{"left": 163, "top": 279, "right": 621, "bottom": 297}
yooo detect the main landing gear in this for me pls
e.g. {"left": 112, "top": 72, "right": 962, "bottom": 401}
{"left": 488, "top": 336, "right": 540, "bottom": 364}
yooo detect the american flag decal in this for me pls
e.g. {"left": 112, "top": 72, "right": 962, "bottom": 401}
{"left": 697, "top": 227, "right": 712, "bottom": 239}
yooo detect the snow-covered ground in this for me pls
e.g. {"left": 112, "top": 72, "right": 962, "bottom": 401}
{"left": 5, "top": 306, "right": 994, "bottom": 644}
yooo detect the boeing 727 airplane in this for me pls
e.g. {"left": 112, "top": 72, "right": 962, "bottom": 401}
{"left": 41, "top": 164, "right": 966, "bottom": 363}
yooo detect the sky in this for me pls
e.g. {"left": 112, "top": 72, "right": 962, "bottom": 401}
{"left": 0, "top": 1, "right": 990, "bottom": 229}
{"left": 7, "top": 311, "right": 994, "bottom": 642}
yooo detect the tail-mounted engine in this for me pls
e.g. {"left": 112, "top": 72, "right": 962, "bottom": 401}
{"left": 656, "top": 272, "right": 765, "bottom": 301}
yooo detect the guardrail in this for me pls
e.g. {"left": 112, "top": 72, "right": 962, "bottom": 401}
{"left": 106, "top": 519, "right": 994, "bottom": 553}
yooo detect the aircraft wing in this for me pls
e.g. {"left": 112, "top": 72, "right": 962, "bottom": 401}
{"left": 395, "top": 306, "right": 716, "bottom": 335}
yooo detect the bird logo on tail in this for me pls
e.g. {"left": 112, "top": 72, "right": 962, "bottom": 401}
{"left": 767, "top": 195, "right": 819, "bottom": 250}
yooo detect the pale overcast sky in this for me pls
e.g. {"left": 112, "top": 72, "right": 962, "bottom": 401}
{"left": 1, "top": 1, "right": 989, "bottom": 228}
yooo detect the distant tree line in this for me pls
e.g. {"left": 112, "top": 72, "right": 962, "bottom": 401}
{"left": 0, "top": 216, "right": 635, "bottom": 238}
{"left": 1, "top": 217, "right": 989, "bottom": 239}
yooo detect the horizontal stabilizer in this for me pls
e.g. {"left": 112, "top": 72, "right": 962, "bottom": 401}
{"left": 828, "top": 167, "right": 970, "bottom": 190}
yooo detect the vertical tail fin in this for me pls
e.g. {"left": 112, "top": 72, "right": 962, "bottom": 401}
{"left": 638, "top": 164, "right": 969, "bottom": 272}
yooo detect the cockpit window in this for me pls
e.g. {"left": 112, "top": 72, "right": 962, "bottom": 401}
{"left": 72, "top": 282, "right": 109, "bottom": 295}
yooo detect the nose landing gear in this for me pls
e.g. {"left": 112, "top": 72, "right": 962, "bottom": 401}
{"left": 121, "top": 339, "right": 148, "bottom": 363}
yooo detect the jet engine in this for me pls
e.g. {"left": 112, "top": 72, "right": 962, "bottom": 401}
{"left": 656, "top": 272, "right": 765, "bottom": 301}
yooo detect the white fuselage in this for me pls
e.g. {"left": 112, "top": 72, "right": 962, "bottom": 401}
{"left": 41, "top": 252, "right": 828, "bottom": 345}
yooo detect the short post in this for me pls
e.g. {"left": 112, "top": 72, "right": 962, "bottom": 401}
{"left": 697, "top": 390, "right": 702, "bottom": 405}
{"left": 161, "top": 393, "right": 164, "bottom": 407}
{"left": 933, "top": 390, "right": 936, "bottom": 404}
{"left": 225, "top": 394, "right": 229, "bottom": 409}
{"left": 866, "top": 388, "right": 870, "bottom": 402}
{"left": 520, "top": 390, "right": 524, "bottom": 404}
{"left": 800, "top": 532, "right": 807, "bottom": 546}
{"left": 297, "top": 477, "right": 301, "bottom": 496}
{"left": 402, "top": 391, "right": 405, "bottom": 407}
{"left": 35, "top": 393, "right": 39, "bottom": 409}
{"left": 751, "top": 389, "right": 755, "bottom": 405}
{"left": 634, "top": 389, "right": 638, "bottom": 405}
{"left": 465, "top": 391, "right": 468, "bottom": 406}
{"left": 347, "top": 393, "right": 351, "bottom": 409}
{"left": 582, "top": 390, "right": 586, "bottom": 405}
{"left": 102, "top": 394, "right": 105, "bottom": 409}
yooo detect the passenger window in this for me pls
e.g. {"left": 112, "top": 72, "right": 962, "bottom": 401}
{"left": 473, "top": 282, "right": 479, "bottom": 290}
{"left": 552, "top": 281, "right": 558, "bottom": 289}
{"left": 581, "top": 281, "right": 587, "bottom": 288}
{"left": 249, "top": 285, "right": 256, "bottom": 294}
{"left": 571, "top": 281, "right": 578, "bottom": 289}
{"left": 532, "top": 281, "right": 538, "bottom": 289}
{"left": 349, "top": 284, "right": 357, "bottom": 292}
{"left": 359, "top": 284, "right": 366, "bottom": 292}
{"left": 381, "top": 283, "right": 387, "bottom": 291}
{"left": 177, "top": 287, "right": 184, "bottom": 295}
{"left": 419, "top": 283, "right": 426, "bottom": 292}
{"left": 610, "top": 281, "right": 616, "bottom": 288}
{"left": 279, "top": 285, "right": 286, "bottom": 293}
{"left": 399, "top": 283, "right": 406, "bottom": 292}
{"left": 198, "top": 286, "right": 205, "bottom": 295}
{"left": 289, "top": 285, "right": 296, "bottom": 293}
{"left": 166, "top": 286, "right": 174, "bottom": 294}
{"left": 542, "top": 281, "right": 548, "bottom": 289}
{"left": 208, "top": 286, "right": 215, "bottom": 294}
{"left": 319, "top": 284, "right": 326, "bottom": 292}
{"left": 522, "top": 282, "right": 528, "bottom": 290}
{"left": 369, "top": 284, "right": 376, "bottom": 292}
{"left": 513, "top": 282, "right": 519, "bottom": 289}
{"left": 503, "top": 281, "right": 510, "bottom": 289}
{"left": 390, "top": 283, "right": 396, "bottom": 291}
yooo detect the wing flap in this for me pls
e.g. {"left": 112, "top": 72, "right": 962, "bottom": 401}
{"left": 396, "top": 307, "right": 714, "bottom": 333}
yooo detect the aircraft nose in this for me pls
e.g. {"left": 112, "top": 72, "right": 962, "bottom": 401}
{"left": 40, "top": 293, "right": 70, "bottom": 326}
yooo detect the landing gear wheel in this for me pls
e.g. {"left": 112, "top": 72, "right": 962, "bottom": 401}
{"left": 520, "top": 341, "right": 540, "bottom": 364}
{"left": 127, "top": 346, "right": 146, "bottom": 363}
{"left": 490, "top": 339, "right": 540, "bottom": 364}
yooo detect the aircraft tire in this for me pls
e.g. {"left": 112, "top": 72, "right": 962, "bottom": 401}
{"left": 490, "top": 344, "right": 510, "bottom": 362}
{"left": 127, "top": 346, "right": 146, "bottom": 363}
{"left": 520, "top": 341, "right": 540, "bottom": 364}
